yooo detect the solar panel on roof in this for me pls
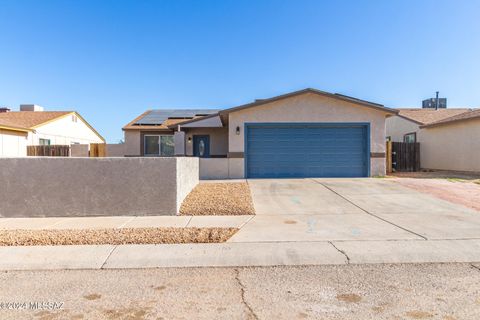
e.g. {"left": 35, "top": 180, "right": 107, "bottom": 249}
{"left": 134, "top": 109, "right": 220, "bottom": 125}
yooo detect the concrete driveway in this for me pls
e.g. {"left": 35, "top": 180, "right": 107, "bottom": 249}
{"left": 229, "top": 178, "right": 480, "bottom": 243}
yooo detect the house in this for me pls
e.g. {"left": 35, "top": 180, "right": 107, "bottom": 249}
{"left": 418, "top": 109, "right": 480, "bottom": 172}
{"left": 0, "top": 104, "right": 105, "bottom": 157}
{"left": 386, "top": 108, "right": 471, "bottom": 143}
{"left": 386, "top": 107, "right": 479, "bottom": 172}
{"left": 124, "top": 88, "right": 397, "bottom": 179}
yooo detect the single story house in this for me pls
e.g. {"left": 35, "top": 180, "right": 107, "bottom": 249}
{"left": 123, "top": 88, "right": 398, "bottom": 179}
{"left": 0, "top": 104, "right": 105, "bottom": 157}
{"left": 386, "top": 108, "right": 479, "bottom": 172}
{"left": 386, "top": 108, "right": 471, "bottom": 143}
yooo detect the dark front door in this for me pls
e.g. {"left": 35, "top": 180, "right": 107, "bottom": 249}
{"left": 193, "top": 135, "right": 210, "bottom": 158}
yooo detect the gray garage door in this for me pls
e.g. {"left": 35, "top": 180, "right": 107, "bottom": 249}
{"left": 245, "top": 123, "right": 369, "bottom": 178}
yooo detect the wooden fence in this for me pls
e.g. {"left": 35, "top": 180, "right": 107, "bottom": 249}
{"left": 89, "top": 143, "right": 106, "bottom": 157}
{"left": 27, "top": 145, "right": 70, "bottom": 157}
{"left": 388, "top": 142, "right": 420, "bottom": 172}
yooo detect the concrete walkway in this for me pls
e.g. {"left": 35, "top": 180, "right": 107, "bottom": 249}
{"left": 0, "top": 215, "right": 253, "bottom": 229}
{"left": 1, "top": 178, "right": 480, "bottom": 270}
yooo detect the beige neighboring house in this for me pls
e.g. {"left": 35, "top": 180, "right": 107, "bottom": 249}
{"left": 0, "top": 104, "right": 105, "bottom": 157}
{"left": 124, "top": 88, "right": 397, "bottom": 179}
{"left": 386, "top": 108, "right": 471, "bottom": 143}
{"left": 386, "top": 108, "right": 480, "bottom": 172}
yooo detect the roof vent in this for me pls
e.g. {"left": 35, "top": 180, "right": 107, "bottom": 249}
{"left": 0, "top": 107, "right": 11, "bottom": 113}
{"left": 20, "top": 104, "right": 44, "bottom": 112}
{"left": 422, "top": 92, "right": 446, "bottom": 109}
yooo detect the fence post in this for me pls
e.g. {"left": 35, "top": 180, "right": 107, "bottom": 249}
{"left": 386, "top": 141, "right": 392, "bottom": 174}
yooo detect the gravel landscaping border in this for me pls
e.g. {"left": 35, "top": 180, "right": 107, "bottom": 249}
{"left": 0, "top": 227, "right": 237, "bottom": 246}
{"left": 180, "top": 182, "right": 255, "bottom": 216}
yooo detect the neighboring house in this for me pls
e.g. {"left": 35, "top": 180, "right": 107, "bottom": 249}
{"left": 386, "top": 108, "right": 471, "bottom": 143}
{"left": 0, "top": 104, "right": 105, "bottom": 157}
{"left": 386, "top": 107, "right": 479, "bottom": 172}
{"left": 418, "top": 109, "right": 480, "bottom": 172}
{"left": 124, "top": 88, "right": 397, "bottom": 179}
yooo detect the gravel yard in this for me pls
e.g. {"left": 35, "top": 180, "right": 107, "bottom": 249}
{"left": 180, "top": 182, "right": 255, "bottom": 216}
{"left": 0, "top": 227, "right": 237, "bottom": 246}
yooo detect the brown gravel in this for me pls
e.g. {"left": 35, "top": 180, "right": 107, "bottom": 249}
{"left": 0, "top": 227, "right": 237, "bottom": 246}
{"left": 180, "top": 183, "right": 255, "bottom": 216}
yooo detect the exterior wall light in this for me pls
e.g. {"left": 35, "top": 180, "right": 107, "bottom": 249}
{"left": 187, "top": 137, "right": 192, "bottom": 143}
{"left": 236, "top": 126, "right": 240, "bottom": 135}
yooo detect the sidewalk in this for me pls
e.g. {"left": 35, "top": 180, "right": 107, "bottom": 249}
{"left": 2, "top": 239, "right": 480, "bottom": 270}
{"left": 1, "top": 214, "right": 480, "bottom": 270}
{"left": 0, "top": 215, "right": 253, "bottom": 229}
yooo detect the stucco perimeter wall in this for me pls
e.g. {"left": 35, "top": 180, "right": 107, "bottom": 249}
{"left": 0, "top": 157, "right": 199, "bottom": 217}
{"left": 385, "top": 116, "right": 420, "bottom": 142}
{"left": 418, "top": 119, "right": 480, "bottom": 172}
{"left": 228, "top": 92, "right": 390, "bottom": 176}
{"left": 176, "top": 157, "right": 199, "bottom": 211}
{"left": 199, "top": 158, "right": 244, "bottom": 179}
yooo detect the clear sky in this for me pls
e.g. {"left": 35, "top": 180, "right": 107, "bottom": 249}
{"left": 1, "top": 0, "right": 479, "bottom": 142}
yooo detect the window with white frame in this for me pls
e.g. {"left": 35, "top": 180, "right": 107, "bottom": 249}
{"left": 144, "top": 135, "right": 174, "bottom": 156}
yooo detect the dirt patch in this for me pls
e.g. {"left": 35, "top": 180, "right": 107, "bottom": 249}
{"left": 84, "top": 293, "right": 102, "bottom": 300}
{"left": 336, "top": 293, "right": 362, "bottom": 303}
{"left": 406, "top": 310, "right": 434, "bottom": 319}
{"left": 284, "top": 220, "right": 297, "bottom": 224}
{"left": 180, "top": 183, "right": 255, "bottom": 216}
{"left": 392, "top": 177, "right": 480, "bottom": 212}
{"left": 0, "top": 227, "right": 237, "bottom": 246}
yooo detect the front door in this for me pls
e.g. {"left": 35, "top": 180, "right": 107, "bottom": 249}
{"left": 193, "top": 135, "right": 210, "bottom": 158}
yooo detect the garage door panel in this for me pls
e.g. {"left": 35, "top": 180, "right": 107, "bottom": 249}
{"left": 246, "top": 124, "right": 368, "bottom": 178}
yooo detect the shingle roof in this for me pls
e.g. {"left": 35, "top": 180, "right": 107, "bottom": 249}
{"left": 421, "top": 109, "right": 480, "bottom": 128}
{"left": 0, "top": 111, "right": 71, "bottom": 129}
{"left": 396, "top": 108, "right": 472, "bottom": 125}
{"left": 0, "top": 110, "right": 105, "bottom": 141}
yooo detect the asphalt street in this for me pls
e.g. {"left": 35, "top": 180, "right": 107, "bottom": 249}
{"left": 1, "top": 263, "right": 479, "bottom": 319}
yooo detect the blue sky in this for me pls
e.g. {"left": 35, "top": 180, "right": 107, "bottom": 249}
{"left": 1, "top": 0, "right": 479, "bottom": 142}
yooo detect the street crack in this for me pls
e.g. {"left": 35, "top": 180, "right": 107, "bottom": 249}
{"left": 234, "top": 268, "right": 259, "bottom": 320}
{"left": 329, "top": 241, "right": 350, "bottom": 264}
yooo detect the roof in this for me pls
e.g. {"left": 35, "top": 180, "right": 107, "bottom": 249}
{"left": 0, "top": 111, "right": 71, "bottom": 129}
{"left": 421, "top": 109, "right": 480, "bottom": 128}
{"left": 123, "top": 109, "right": 220, "bottom": 130}
{"left": 396, "top": 108, "right": 472, "bottom": 125}
{"left": 0, "top": 111, "right": 105, "bottom": 142}
{"left": 218, "top": 88, "right": 398, "bottom": 115}
{"left": 126, "top": 88, "right": 396, "bottom": 131}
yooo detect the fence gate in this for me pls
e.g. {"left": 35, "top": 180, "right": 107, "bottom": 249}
{"left": 391, "top": 142, "right": 420, "bottom": 172}
{"left": 89, "top": 143, "right": 106, "bottom": 157}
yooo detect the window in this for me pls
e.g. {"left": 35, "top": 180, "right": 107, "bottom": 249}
{"left": 403, "top": 132, "right": 416, "bottom": 143}
{"left": 144, "top": 135, "right": 174, "bottom": 156}
{"left": 71, "top": 115, "right": 78, "bottom": 122}
{"left": 39, "top": 138, "right": 51, "bottom": 146}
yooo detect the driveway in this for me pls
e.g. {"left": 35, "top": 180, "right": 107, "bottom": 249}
{"left": 229, "top": 178, "right": 480, "bottom": 243}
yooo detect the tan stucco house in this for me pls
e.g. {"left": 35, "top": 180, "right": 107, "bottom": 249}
{"left": 0, "top": 104, "right": 105, "bottom": 157}
{"left": 386, "top": 108, "right": 479, "bottom": 172}
{"left": 386, "top": 108, "right": 471, "bottom": 143}
{"left": 123, "top": 88, "right": 397, "bottom": 179}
